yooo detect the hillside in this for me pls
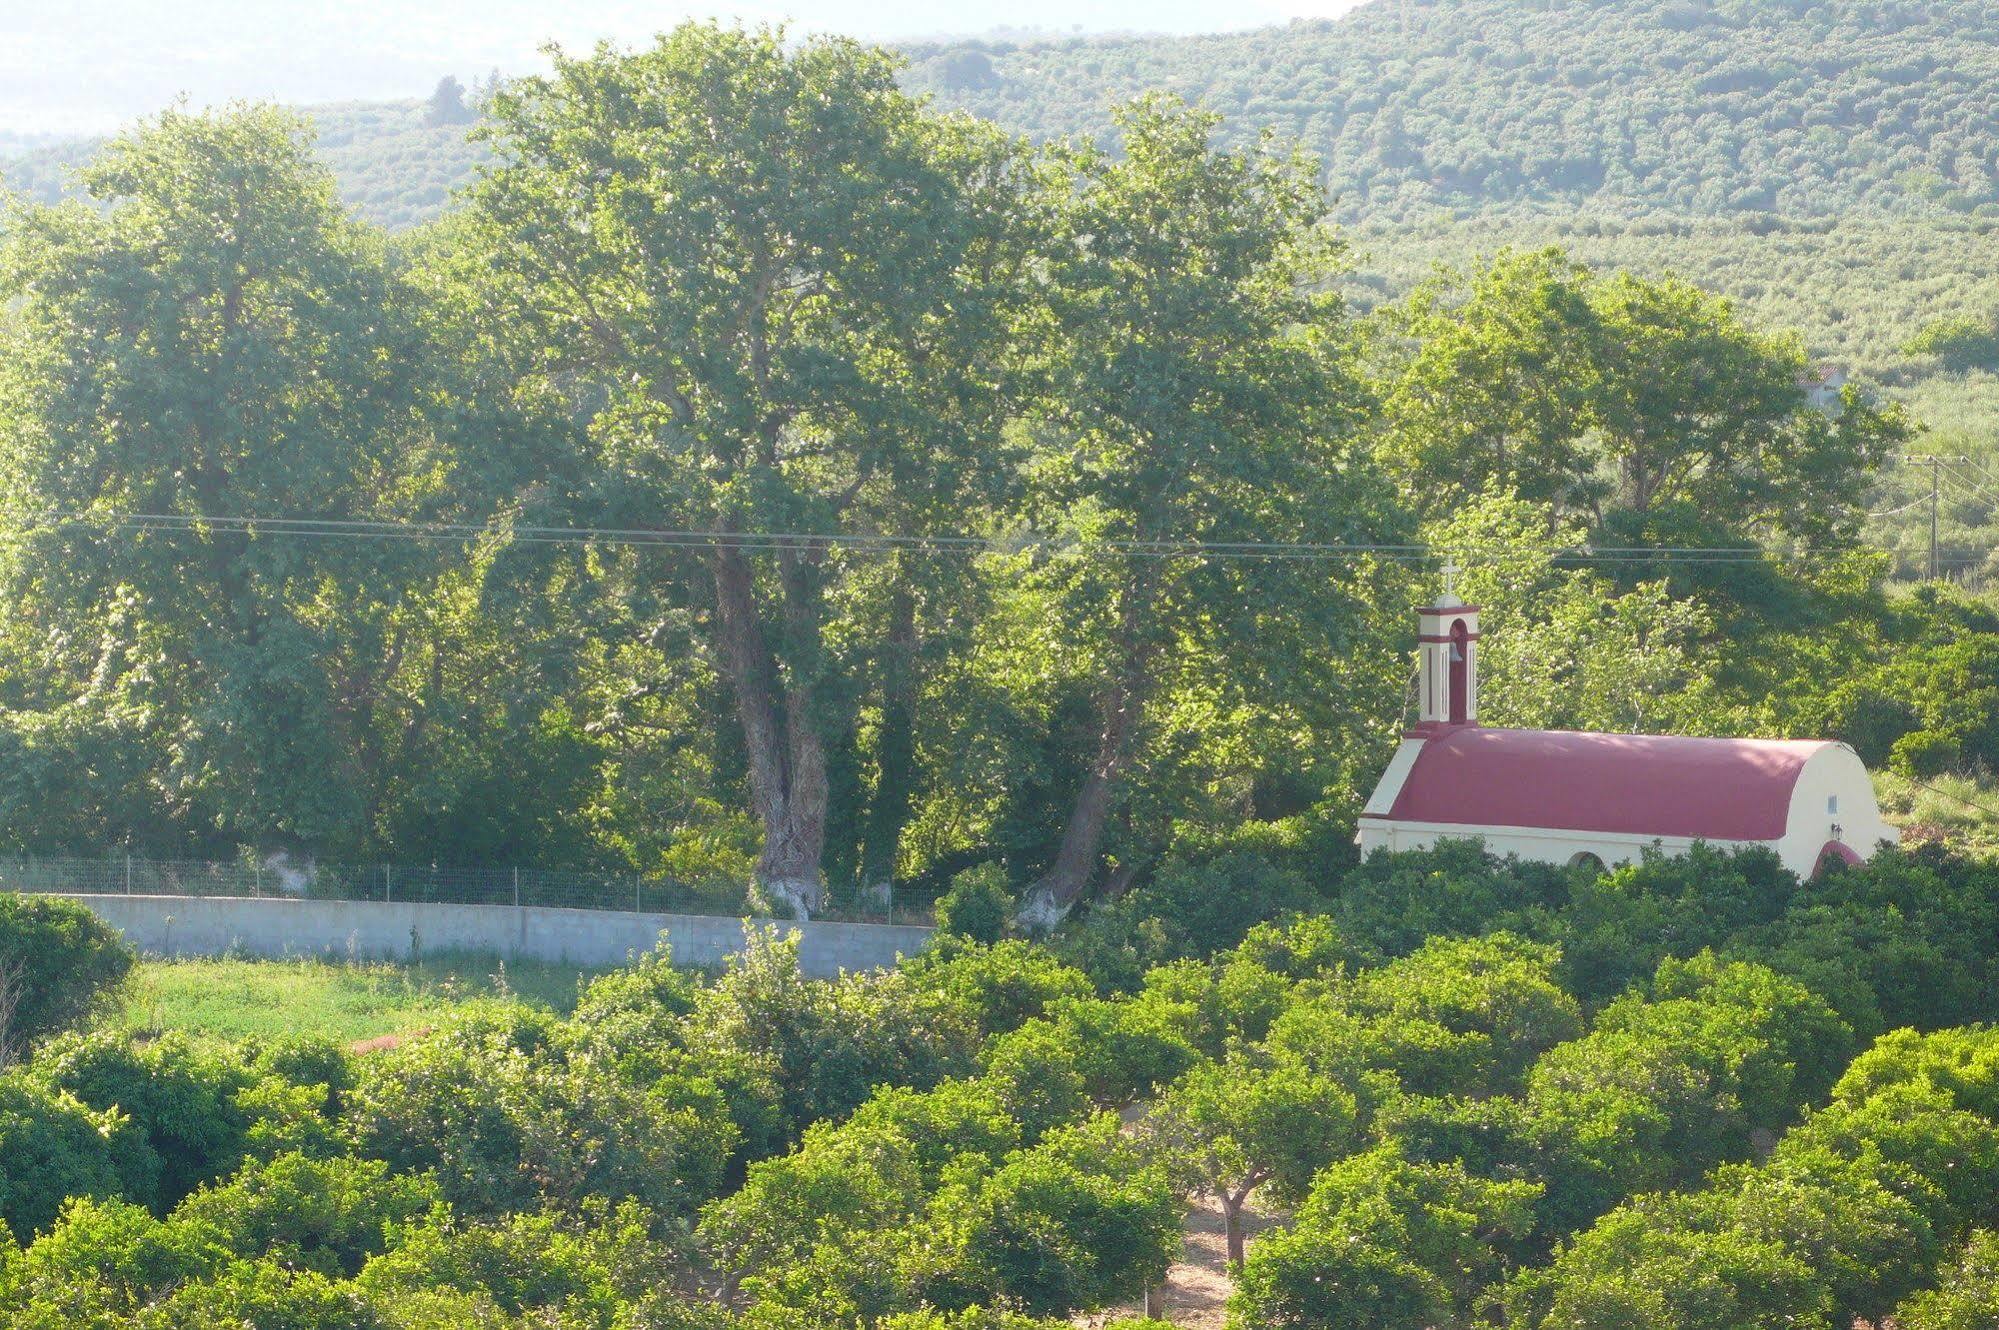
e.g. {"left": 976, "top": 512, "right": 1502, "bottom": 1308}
{"left": 1, "top": 98, "right": 491, "bottom": 232}
{"left": 905, "top": 0, "right": 1999, "bottom": 221}
{"left": 18, "top": 0, "right": 1999, "bottom": 227}
{"left": 5, "top": 0, "right": 1997, "bottom": 563}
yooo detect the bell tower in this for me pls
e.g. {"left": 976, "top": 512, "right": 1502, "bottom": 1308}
{"left": 1415, "top": 563, "right": 1480, "bottom": 727}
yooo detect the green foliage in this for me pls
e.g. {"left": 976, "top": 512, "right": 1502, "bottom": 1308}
{"left": 349, "top": 1002, "right": 735, "bottom": 1218}
{"left": 1509, "top": 1026, "right": 1999, "bottom": 1330}
{"left": 902, "top": 940, "right": 1095, "bottom": 1043}
{"left": 683, "top": 926, "right": 979, "bottom": 1155}
{"left": 907, "top": 5, "right": 1999, "bottom": 222}
{"left": 1738, "top": 845, "right": 1999, "bottom": 1035}
{"left": 1427, "top": 492, "right": 1724, "bottom": 734}
{"left": 0, "top": 1078, "right": 131, "bottom": 1239}
{"left": 2, "top": 843, "right": 1999, "bottom": 1321}
{"left": 1051, "top": 850, "right": 1326, "bottom": 990}
{"left": 1905, "top": 314, "right": 1999, "bottom": 370}
{"left": 0, "top": 105, "right": 442, "bottom": 856}
{"left": 1383, "top": 249, "right": 1907, "bottom": 548}
{"left": 1330, "top": 838, "right": 1571, "bottom": 963}
{"left": 1556, "top": 846, "right": 1796, "bottom": 1002}
{"left": 1899, "top": 1231, "right": 1999, "bottom": 1330}
{"left": 352, "top": 1202, "right": 658, "bottom": 1324}
{"left": 172, "top": 1152, "right": 439, "bottom": 1279}
{"left": 1343, "top": 933, "right": 1582, "bottom": 1098}
{"left": 31, "top": 1031, "right": 254, "bottom": 1211}
{"left": 1146, "top": 1052, "right": 1359, "bottom": 1265}
{"left": 1505, "top": 1190, "right": 1833, "bottom": 1330}
{"left": 1523, "top": 955, "right": 1850, "bottom": 1233}
{"left": 919, "top": 1116, "right": 1179, "bottom": 1317}
{"left": 460, "top": 21, "right": 1036, "bottom": 913}
{"left": 0, "top": 894, "right": 133, "bottom": 1057}
{"left": 1012, "top": 91, "right": 1397, "bottom": 918}
{"left": 0, "top": 1196, "right": 228, "bottom": 1328}
{"left": 1229, "top": 1143, "right": 1539, "bottom": 1330}
{"left": 934, "top": 865, "right": 1012, "bottom": 946}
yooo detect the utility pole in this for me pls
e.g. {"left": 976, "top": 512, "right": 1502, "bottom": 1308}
{"left": 1930, "top": 454, "right": 1941, "bottom": 580}
{"left": 1907, "top": 454, "right": 1943, "bottom": 580}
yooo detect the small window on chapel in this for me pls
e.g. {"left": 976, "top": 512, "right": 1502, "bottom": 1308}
{"left": 1827, "top": 795, "right": 1838, "bottom": 815}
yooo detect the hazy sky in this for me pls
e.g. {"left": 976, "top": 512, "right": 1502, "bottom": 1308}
{"left": 0, "top": 0, "right": 1368, "bottom": 136}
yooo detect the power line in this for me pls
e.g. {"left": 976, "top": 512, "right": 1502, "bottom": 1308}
{"left": 1866, "top": 497, "right": 1931, "bottom": 518}
{"left": 0, "top": 509, "right": 1880, "bottom": 567}
{"left": 1937, "top": 462, "right": 1999, "bottom": 506}
{"left": 1906, "top": 775, "right": 1999, "bottom": 823}
{"left": 1952, "top": 454, "right": 1999, "bottom": 486}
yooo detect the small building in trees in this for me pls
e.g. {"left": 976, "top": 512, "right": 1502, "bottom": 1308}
{"left": 1356, "top": 571, "right": 1897, "bottom": 877}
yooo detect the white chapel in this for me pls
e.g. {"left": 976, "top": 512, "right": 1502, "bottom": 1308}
{"left": 1355, "top": 571, "right": 1898, "bottom": 878}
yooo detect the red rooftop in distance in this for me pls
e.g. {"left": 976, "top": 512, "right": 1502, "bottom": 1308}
{"left": 1355, "top": 568, "right": 1898, "bottom": 878}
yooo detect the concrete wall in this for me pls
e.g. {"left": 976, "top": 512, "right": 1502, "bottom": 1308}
{"left": 52, "top": 894, "right": 933, "bottom": 977}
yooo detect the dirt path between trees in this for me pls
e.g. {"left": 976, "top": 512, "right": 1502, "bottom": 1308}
{"left": 1077, "top": 1195, "right": 1279, "bottom": 1329}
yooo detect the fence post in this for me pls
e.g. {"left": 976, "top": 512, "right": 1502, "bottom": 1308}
{"left": 384, "top": 865, "right": 392, "bottom": 904}
{"left": 513, "top": 866, "right": 520, "bottom": 909}
{"left": 633, "top": 872, "right": 640, "bottom": 914}
{"left": 253, "top": 859, "right": 262, "bottom": 898}
{"left": 124, "top": 853, "right": 132, "bottom": 895}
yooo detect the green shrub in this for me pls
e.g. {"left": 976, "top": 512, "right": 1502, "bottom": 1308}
{"left": 1899, "top": 1231, "right": 1999, "bottom": 1330}
{"left": 172, "top": 1152, "right": 440, "bottom": 1279}
{"left": 0, "top": 1195, "right": 227, "bottom": 1325}
{"left": 1893, "top": 728, "right": 1963, "bottom": 779}
{"left": 1903, "top": 313, "right": 1999, "bottom": 368}
{"left": 0, "top": 894, "right": 134, "bottom": 1059}
{"left": 32, "top": 1032, "right": 253, "bottom": 1212}
{"left": 935, "top": 864, "right": 1011, "bottom": 946}
{"left": 350, "top": 1001, "right": 736, "bottom": 1218}
{"left": 903, "top": 940, "right": 1094, "bottom": 1042}
{"left": 0, "top": 1076, "right": 132, "bottom": 1239}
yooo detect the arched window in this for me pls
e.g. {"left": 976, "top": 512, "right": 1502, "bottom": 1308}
{"left": 1448, "top": 619, "right": 1470, "bottom": 724}
{"left": 1568, "top": 851, "right": 1608, "bottom": 877}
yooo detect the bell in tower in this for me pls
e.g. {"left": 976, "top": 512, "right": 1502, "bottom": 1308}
{"left": 1415, "top": 563, "right": 1480, "bottom": 728}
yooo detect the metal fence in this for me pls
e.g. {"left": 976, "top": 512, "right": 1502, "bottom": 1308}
{"left": 0, "top": 855, "right": 754, "bottom": 916}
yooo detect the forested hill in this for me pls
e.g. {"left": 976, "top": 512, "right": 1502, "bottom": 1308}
{"left": 905, "top": 0, "right": 1999, "bottom": 221}
{"left": 12, "top": 0, "right": 1999, "bottom": 227}
{"left": 0, "top": 98, "right": 489, "bottom": 232}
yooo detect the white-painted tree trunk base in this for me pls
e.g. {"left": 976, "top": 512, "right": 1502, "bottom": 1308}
{"left": 754, "top": 874, "right": 822, "bottom": 922}
{"left": 1013, "top": 886, "right": 1070, "bottom": 936}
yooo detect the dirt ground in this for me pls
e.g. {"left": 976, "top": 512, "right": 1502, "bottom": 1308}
{"left": 1076, "top": 1195, "right": 1278, "bottom": 1330}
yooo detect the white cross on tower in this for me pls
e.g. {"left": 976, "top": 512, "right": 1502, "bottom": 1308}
{"left": 1440, "top": 561, "right": 1459, "bottom": 601}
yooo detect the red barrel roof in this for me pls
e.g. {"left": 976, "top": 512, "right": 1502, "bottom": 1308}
{"left": 1384, "top": 727, "right": 1830, "bottom": 841}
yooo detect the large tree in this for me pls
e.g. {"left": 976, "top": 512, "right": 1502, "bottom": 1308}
{"left": 1013, "top": 96, "right": 1394, "bottom": 928}
{"left": 1380, "top": 247, "right": 1910, "bottom": 549}
{"left": 464, "top": 25, "right": 1032, "bottom": 916}
{"left": 0, "top": 106, "right": 434, "bottom": 855}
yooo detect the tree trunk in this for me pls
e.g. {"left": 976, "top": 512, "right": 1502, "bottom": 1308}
{"left": 711, "top": 546, "right": 828, "bottom": 919}
{"left": 858, "top": 576, "right": 918, "bottom": 912}
{"left": 1223, "top": 1195, "right": 1247, "bottom": 1271}
{"left": 1017, "top": 662, "right": 1145, "bottom": 933}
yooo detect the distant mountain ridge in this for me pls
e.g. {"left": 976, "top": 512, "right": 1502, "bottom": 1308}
{"left": 1, "top": 100, "right": 489, "bottom": 232}
{"left": 11, "top": 0, "right": 1999, "bottom": 228}
{"left": 901, "top": 0, "right": 1999, "bottom": 221}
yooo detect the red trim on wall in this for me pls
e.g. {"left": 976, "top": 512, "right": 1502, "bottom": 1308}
{"left": 1812, "top": 840, "right": 1861, "bottom": 877}
{"left": 1448, "top": 620, "right": 1470, "bottom": 724}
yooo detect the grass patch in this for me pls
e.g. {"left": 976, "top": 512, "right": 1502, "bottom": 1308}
{"left": 112, "top": 950, "right": 607, "bottom": 1046}
{"left": 1876, "top": 769, "right": 1999, "bottom": 860}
